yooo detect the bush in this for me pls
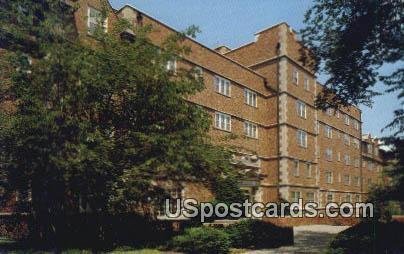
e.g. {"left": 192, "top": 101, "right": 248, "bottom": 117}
{"left": 328, "top": 221, "right": 404, "bottom": 254}
{"left": 172, "top": 226, "right": 231, "bottom": 254}
{"left": 225, "top": 219, "right": 293, "bottom": 249}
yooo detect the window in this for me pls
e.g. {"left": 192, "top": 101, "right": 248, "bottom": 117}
{"left": 353, "top": 119, "right": 359, "bottom": 130}
{"left": 325, "top": 148, "right": 333, "bottom": 161}
{"left": 344, "top": 154, "right": 350, "bottom": 165}
{"left": 324, "top": 125, "right": 332, "bottom": 138}
{"left": 296, "top": 100, "right": 307, "bottom": 118}
{"left": 353, "top": 139, "right": 360, "bottom": 149}
{"left": 343, "top": 175, "right": 350, "bottom": 185}
{"left": 214, "top": 76, "right": 231, "bottom": 96}
{"left": 336, "top": 110, "right": 340, "bottom": 118}
{"left": 304, "top": 76, "right": 309, "bottom": 90}
{"left": 244, "top": 89, "right": 257, "bottom": 107}
{"left": 362, "top": 160, "right": 367, "bottom": 168}
{"left": 368, "top": 161, "right": 373, "bottom": 170}
{"left": 344, "top": 194, "right": 351, "bottom": 203}
{"left": 244, "top": 121, "right": 258, "bottom": 138}
{"left": 194, "top": 66, "right": 203, "bottom": 78}
{"left": 337, "top": 152, "right": 341, "bottom": 162}
{"left": 292, "top": 68, "right": 299, "bottom": 85}
{"left": 354, "top": 158, "right": 360, "bottom": 168}
{"left": 293, "top": 160, "right": 299, "bottom": 177}
{"left": 354, "top": 176, "right": 360, "bottom": 187}
{"left": 326, "top": 108, "right": 333, "bottom": 116}
{"left": 327, "top": 193, "right": 334, "bottom": 202}
{"left": 305, "top": 163, "right": 312, "bottom": 178}
{"left": 296, "top": 130, "right": 307, "bottom": 148}
{"left": 291, "top": 191, "right": 301, "bottom": 202}
{"left": 87, "top": 7, "right": 108, "bottom": 34}
{"left": 344, "top": 114, "right": 350, "bottom": 125}
{"left": 325, "top": 171, "right": 333, "bottom": 184}
{"left": 344, "top": 134, "right": 350, "bottom": 146}
{"left": 166, "top": 59, "right": 176, "bottom": 72}
{"left": 355, "top": 195, "right": 360, "bottom": 203}
{"left": 306, "top": 192, "right": 315, "bottom": 202}
{"left": 214, "top": 112, "right": 231, "bottom": 131}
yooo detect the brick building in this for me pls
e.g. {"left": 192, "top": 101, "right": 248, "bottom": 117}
{"left": 0, "top": 0, "right": 384, "bottom": 212}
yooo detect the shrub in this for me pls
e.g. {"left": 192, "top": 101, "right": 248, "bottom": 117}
{"left": 225, "top": 219, "right": 293, "bottom": 249}
{"left": 328, "top": 221, "right": 404, "bottom": 254}
{"left": 172, "top": 226, "right": 231, "bottom": 254}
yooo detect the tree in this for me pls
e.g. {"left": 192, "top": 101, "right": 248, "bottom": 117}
{"left": 301, "top": 0, "right": 403, "bottom": 136}
{"left": 0, "top": 0, "right": 236, "bottom": 247}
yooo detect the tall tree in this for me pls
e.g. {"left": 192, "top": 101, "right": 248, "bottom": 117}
{"left": 301, "top": 0, "right": 403, "bottom": 136}
{"left": 0, "top": 0, "right": 235, "bottom": 246}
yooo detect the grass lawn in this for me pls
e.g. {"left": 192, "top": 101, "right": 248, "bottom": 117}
{"left": 0, "top": 238, "right": 162, "bottom": 254}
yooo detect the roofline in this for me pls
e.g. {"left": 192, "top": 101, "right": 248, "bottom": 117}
{"left": 224, "top": 41, "right": 254, "bottom": 54}
{"left": 254, "top": 22, "right": 289, "bottom": 35}
{"left": 117, "top": 4, "right": 267, "bottom": 81}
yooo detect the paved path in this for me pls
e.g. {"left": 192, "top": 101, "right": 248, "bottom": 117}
{"left": 245, "top": 225, "right": 349, "bottom": 254}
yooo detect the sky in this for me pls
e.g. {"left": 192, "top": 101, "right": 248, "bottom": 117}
{"left": 110, "top": 0, "right": 402, "bottom": 138}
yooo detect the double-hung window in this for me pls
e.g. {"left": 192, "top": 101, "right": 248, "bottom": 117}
{"left": 293, "top": 160, "right": 299, "bottom": 177}
{"left": 344, "top": 114, "right": 350, "bottom": 125}
{"left": 297, "top": 130, "right": 307, "bottom": 148}
{"left": 214, "top": 76, "right": 231, "bottom": 96}
{"left": 344, "top": 175, "right": 350, "bottom": 185}
{"left": 214, "top": 112, "right": 231, "bottom": 131}
{"left": 344, "top": 134, "right": 350, "bottom": 146}
{"left": 304, "top": 76, "right": 310, "bottom": 91}
{"left": 324, "top": 125, "right": 332, "bottom": 138}
{"left": 244, "top": 89, "right": 257, "bottom": 107}
{"left": 296, "top": 100, "right": 307, "bottom": 118}
{"left": 326, "top": 171, "right": 333, "bottom": 184}
{"left": 306, "top": 192, "right": 315, "bottom": 202}
{"left": 344, "top": 154, "right": 350, "bottom": 165}
{"left": 291, "top": 191, "right": 301, "bottom": 202}
{"left": 292, "top": 68, "right": 299, "bottom": 85}
{"left": 325, "top": 148, "right": 333, "bottom": 161}
{"left": 244, "top": 121, "right": 258, "bottom": 138}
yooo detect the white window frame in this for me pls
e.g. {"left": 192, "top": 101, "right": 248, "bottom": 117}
{"left": 244, "top": 89, "right": 257, "bottom": 107}
{"left": 344, "top": 154, "right": 350, "bottom": 165}
{"left": 194, "top": 66, "right": 203, "bottom": 78}
{"left": 87, "top": 6, "right": 108, "bottom": 34}
{"left": 344, "top": 114, "right": 350, "bottom": 125}
{"left": 214, "top": 112, "right": 231, "bottom": 132}
{"left": 343, "top": 175, "right": 351, "bottom": 185}
{"left": 306, "top": 192, "right": 315, "bottom": 202}
{"left": 304, "top": 76, "right": 310, "bottom": 91}
{"left": 292, "top": 68, "right": 299, "bottom": 85}
{"left": 296, "top": 130, "right": 308, "bottom": 148}
{"left": 326, "top": 171, "right": 333, "bottom": 184}
{"left": 166, "top": 59, "right": 177, "bottom": 72}
{"left": 244, "top": 121, "right": 258, "bottom": 139}
{"left": 214, "top": 75, "right": 231, "bottom": 97}
{"left": 324, "top": 125, "right": 332, "bottom": 138}
{"left": 296, "top": 100, "right": 307, "bottom": 118}
{"left": 293, "top": 160, "right": 300, "bottom": 177}
{"left": 325, "top": 148, "right": 333, "bottom": 161}
{"left": 305, "top": 163, "right": 312, "bottom": 178}
{"left": 344, "top": 134, "right": 350, "bottom": 146}
{"left": 291, "top": 191, "right": 301, "bottom": 202}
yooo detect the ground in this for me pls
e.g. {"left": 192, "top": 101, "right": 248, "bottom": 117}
{"left": 244, "top": 225, "right": 349, "bottom": 254}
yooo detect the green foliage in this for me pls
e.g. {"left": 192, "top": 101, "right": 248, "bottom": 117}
{"left": 213, "top": 175, "right": 246, "bottom": 205}
{"left": 327, "top": 221, "right": 404, "bottom": 254}
{"left": 224, "top": 219, "right": 293, "bottom": 249}
{"left": 172, "top": 227, "right": 231, "bottom": 254}
{"left": 0, "top": 0, "right": 234, "bottom": 245}
{"left": 301, "top": 0, "right": 403, "bottom": 135}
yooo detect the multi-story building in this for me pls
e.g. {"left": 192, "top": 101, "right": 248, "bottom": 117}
{"left": 0, "top": 0, "right": 385, "bottom": 213}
